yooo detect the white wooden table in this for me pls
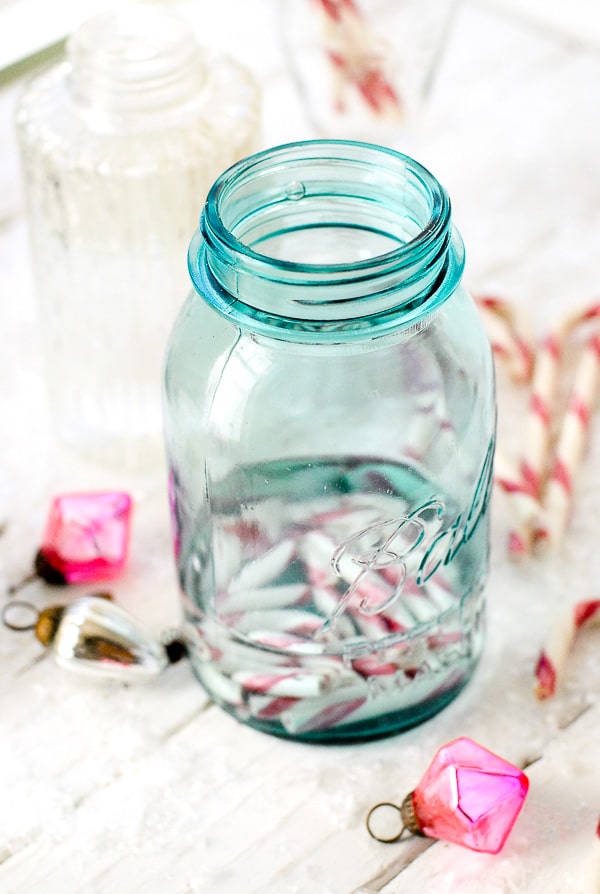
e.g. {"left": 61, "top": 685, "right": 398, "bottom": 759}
{"left": 1, "top": 2, "right": 600, "bottom": 891}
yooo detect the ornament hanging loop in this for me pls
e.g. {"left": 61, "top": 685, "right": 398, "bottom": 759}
{"left": 1, "top": 599, "right": 39, "bottom": 632}
{"left": 366, "top": 792, "right": 421, "bottom": 844}
{"left": 365, "top": 802, "right": 407, "bottom": 844}
{"left": 366, "top": 792, "right": 423, "bottom": 844}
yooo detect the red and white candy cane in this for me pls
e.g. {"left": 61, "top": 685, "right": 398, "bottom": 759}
{"left": 510, "top": 301, "right": 600, "bottom": 555}
{"left": 232, "top": 665, "right": 346, "bottom": 698}
{"left": 280, "top": 685, "right": 368, "bottom": 734}
{"left": 312, "top": 0, "right": 402, "bottom": 117}
{"left": 476, "top": 296, "right": 535, "bottom": 384}
{"left": 534, "top": 333, "right": 600, "bottom": 550}
{"left": 534, "top": 598, "right": 600, "bottom": 700}
{"left": 475, "top": 297, "right": 538, "bottom": 556}
{"left": 493, "top": 449, "right": 542, "bottom": 560}
{"left": 521, "top": 302, "right": 600, "bottom": 499}
{"left": 520, "top": 329, "right": 563, "bottom": 504}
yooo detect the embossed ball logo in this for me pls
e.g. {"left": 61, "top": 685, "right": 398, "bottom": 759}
{"left": 325, "top": 442, "right": 494, "bottom": 629}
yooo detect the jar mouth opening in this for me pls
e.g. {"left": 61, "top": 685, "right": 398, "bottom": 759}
{"left": 201, "top": 139, "right": 448, "bottom": 276}
{"left": 189, "top": 140, "right": 465, "bottom": 336}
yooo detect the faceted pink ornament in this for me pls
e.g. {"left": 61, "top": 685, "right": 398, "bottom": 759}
{"left": 410, "top": 737, "right": 529, "bottom": 854}
{"left": 36, "top": 492, "right": 133, "bottom": 584}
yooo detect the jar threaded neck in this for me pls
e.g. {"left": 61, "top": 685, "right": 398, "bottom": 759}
{"left": 189, "top": 140, "right": 465, "bottom": 340}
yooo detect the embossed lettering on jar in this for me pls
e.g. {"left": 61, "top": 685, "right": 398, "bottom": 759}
{"left": 163, "top": 140, "right": 496, "bottom": 742}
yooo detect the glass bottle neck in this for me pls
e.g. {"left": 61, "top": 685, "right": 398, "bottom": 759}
{"left": 68, "top": 6, "right": 207, "bottom": 132}
{"left": 189, "top": 140, "right": 465, "bottom": 342}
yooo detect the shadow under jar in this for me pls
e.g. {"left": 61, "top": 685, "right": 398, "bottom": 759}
{"left": 163, "top": 140, "right": 496, "bottom": 743}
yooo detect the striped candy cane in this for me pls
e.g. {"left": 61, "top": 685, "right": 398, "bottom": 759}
{"left": 522, "top": 302, "right": 600, "bottom": 500}
{"left": 312, "top": 0, "right": 402, "bottom": 117}
{"left": 534, "top": 598, "right": 600, "bottom": 699}
{"left": 246, "top": 694, "right": 300, "bottom": 721}
{"left": 477, "top": 297, "right": 561, "bottom": 558}
{"left": 505, "top": 301, "right": 600, "bottom": 555}
{"left": 232, "top": 665, "right": 346, "bottom": 698}
{"left": 280, "top": 688, "right": 370, "bottom": 734}
{"left": 534, "top": 333, "right": 600, "bottom": 550}
{"left": 493, "top": 449, "right": 542, "bottom": 560}
{"left": 476, "top": 295, "right": 535, "bottom": 384}
{"left": 520, "top": 330, "right": 563, "bottom": 503}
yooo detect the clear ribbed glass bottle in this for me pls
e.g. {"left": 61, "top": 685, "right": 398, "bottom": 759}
{"left": 16, "top": 5, "right": 260, "bottom": 468}
{"left": 163, "top": 140, "right": 496, "bottom": 742}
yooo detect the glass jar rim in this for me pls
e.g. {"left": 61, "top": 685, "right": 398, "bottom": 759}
{"left": 201, "top": 139, "right": 449, "bottom": 275}
{"left": 188, "top": 140, "right": 465, "bottom": 338}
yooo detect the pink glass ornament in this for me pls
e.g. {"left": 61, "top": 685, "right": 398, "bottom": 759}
{"left": 37, "top": 492, "right": 133, "bottom": 584}
{"left": 366, "top": 737, "right": 529, "bottom": 854}
{"left": 8, "top": 492, "right": 133, "bottom": 590}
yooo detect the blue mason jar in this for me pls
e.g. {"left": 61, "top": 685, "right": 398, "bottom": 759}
{"left": 163, "top": 140, "right": 495, "bottom": 742}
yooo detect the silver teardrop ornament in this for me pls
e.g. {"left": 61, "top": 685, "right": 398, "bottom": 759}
{"left": 40, "top": 595, "right": 170, "bottom": 682}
